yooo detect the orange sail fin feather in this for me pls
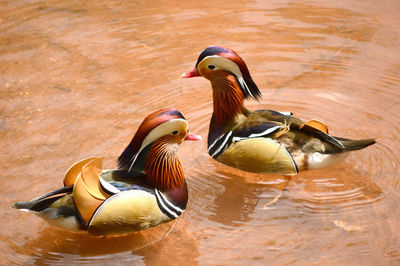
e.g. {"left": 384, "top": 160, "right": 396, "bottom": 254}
{"left": 64, "top": 156, "right": 103, "bottom": 186}
{"left": 303, "top": 119, "right": 329, "bottom": 134}
{"left": 73, "top": 160, "right": 111, "bottom": 225}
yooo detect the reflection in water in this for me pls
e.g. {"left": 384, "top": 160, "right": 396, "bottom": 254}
{"left": 2, "top": 0, "right": 400, "bottom": 264}
{"left": 289, "top": 165, "right": 383, "bottom": 215}
{"left": 208, "top": 171, "right": 277, "bottom": 227}
{"left": 209, "top": 176, "right": 259, "bottom": 227}
{"left": 16, "top": 219, "right": 200, "bottom": 265}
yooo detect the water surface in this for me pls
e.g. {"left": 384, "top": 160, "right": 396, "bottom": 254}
{"left": 1, "top": 0, "right": 400, "bottom": 264}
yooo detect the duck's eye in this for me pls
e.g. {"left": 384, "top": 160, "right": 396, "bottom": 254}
{"left": 208, "top": 65, "right": 215, "bottom": 70}
{"left": 172, "top": 130, "right": 179, "bottom": 135}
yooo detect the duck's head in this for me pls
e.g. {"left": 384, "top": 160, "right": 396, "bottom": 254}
{"left": 183, "top": 46, "right": 261, "bottom": 100}
{"left": 118, "top": 108, "right": 201, "bottom": 173}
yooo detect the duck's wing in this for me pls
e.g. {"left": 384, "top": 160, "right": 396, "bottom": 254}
{"left": 72, "top": 160, "right": 118, "bottom": 226}
{"left": 209, "top": 119, "right": 288, "bottom": 158}
{"left": 255, "top": 109, "right": 346, "bottom": 152}
{"left": 209, "top": 118, "right": 298, "bottom": 174}
{"left": 65, "top": 157, "right": 148, "bottom": 227}
{"left": 74, "top": 166, "right": 156, "bottom": 225}
{"left": 86, "top": 170, "right": 180, "bottom": 236}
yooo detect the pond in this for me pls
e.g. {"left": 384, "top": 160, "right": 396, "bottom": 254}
{"left": 1, "top": 0, "right": 399, "bottom": 264}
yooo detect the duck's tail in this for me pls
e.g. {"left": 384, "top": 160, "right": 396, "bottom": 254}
{"left": 335, "top": 137, "right": 376, "bottom": 151}
{"left": 11, "top": 186, "right": 73, "bottom": 212}
{"left": 12, "top": 201, "right": 36, "bottom": 211}
{"left": 304, "top": 137, "right": 375, "bottom": 170}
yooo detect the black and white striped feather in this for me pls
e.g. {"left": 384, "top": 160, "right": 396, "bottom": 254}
{"left": 208, "top": 122, "right": 285, "bottom": 158}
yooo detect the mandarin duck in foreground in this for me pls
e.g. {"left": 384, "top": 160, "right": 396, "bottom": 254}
{"left": 12, "top": 109, "right": 201, "bottom": 236}
{"left": 183, "top": 46, "right": 375, "bottom": 175}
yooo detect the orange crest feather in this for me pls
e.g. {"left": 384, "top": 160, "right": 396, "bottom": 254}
{"left": 212, "top": 73, "right": 245, "bottom": 124}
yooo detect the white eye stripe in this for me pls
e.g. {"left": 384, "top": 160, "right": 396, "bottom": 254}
{"left": 128, "top": 119, "right": 188, "bottom": 171}
{"left": 198, "top": 55, "right": 243, "bottom": 78}
{"left": 199, "top": 55, "right": 256, "bottom": 98}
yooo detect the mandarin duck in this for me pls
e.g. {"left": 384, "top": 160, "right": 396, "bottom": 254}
{"left": 12, "top": 109, "right": 201, "bottom": 236}
{"left": 183, "top": 46, "right": 375, "bottom": 175}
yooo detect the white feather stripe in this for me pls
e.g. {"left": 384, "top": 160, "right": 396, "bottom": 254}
{"left": 155, "top": 189, "right": 179, "bottom": 218}
{"left": 210, "top": 131, "right": 233, "bottom": 158}
{"left": 238, "top": 76, "right": 254, "bottom": 98}
{"left": 232, "top": 126, "right": 283, "bottom": 143}
{"left": 277, "top": 111, "right": 292, "bottom": 116}
{"left": 281, "top": 145, "right": 298, "bottom": 173}
{"left": 99, "top": 177, "right": 121, "bottom": 194}
{"left": 88, "top": 194, "right": 115, "bottom": 227}
{"left": 155, "top": 189, "right": 183, "bottom": 214}
{"left": 128, "top": 153, "right": 140, "bottom": 172}
{"left": 208, "top": 131, "right": 228, "bottom": 151}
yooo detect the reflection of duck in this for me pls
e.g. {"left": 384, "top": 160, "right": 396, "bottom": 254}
{"left": 12, "top": 109, "right": 201, "bottom": 236}
{"left": 183, "top": 46, "right": 375, "bottom": 175}
{"left": 16, "top": 221, "right": 200, "bottom": 264}
{"left": 208, "top": 172, "right": 263, "bottom": 227}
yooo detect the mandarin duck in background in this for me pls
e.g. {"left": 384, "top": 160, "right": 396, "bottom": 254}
{"left": 12, "top": 109, "right": 201, "bottom": 236}
{"left": 183, "top": 46, "right": 375, "bottom": 175}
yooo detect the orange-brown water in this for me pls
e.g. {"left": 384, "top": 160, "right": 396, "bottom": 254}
{"left": 1, "top": 0, "right": 400, "bottom": 264}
